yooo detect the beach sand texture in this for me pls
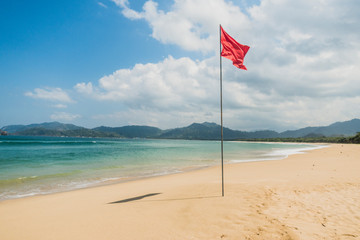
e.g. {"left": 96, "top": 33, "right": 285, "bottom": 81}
{"left": 0, "top": 144, "right": 359, "bottom": 239}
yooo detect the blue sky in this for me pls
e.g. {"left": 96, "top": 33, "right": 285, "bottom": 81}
{"left": 1, "top": 1, "right": 177, "bottom": 91}
{"left": 1, "top": 0, "right": 359, "bottom": 131}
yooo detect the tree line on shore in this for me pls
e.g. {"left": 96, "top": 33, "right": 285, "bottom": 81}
{"left": 239, "top": 132, "right": 360, "bottom": 144}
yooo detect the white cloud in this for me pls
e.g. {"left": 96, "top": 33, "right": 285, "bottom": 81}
{"left": 53, "top": 104, "right": 67, "bottom": 109}
{"left": 76, "top": 56, "right": 218, "bottom": 111}
{"left": 75, "top": 55, "right": 225, "bottom": 127}
{"left": 75, "top": 54, "right": 360, "bottom": 130}
{"left": 111, "top": 0, "right": 128, "bottom": 8}
{"left": 112, "top": 0, "right": 360, "bottom": 94}
{"left": 112, "top": 0, "right": 250, "bottom": 53}
{"left": 74, "top": 82, "right": 94, "bottom": 95}
{"left": 98, "top": 2, "right": 108, "bottom": 8}
{"left": 50, "top": 112, "right": 81, "bottom": 122}
{"left": 25, "top": 87, "right": 74, "bottom": 103}
{"left": 111, "top": 0, "right": 142, "bottom": 19}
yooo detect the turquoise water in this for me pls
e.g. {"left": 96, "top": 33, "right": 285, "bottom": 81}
{"left": 0, "top": 136, "right": 321, "bottom": 201}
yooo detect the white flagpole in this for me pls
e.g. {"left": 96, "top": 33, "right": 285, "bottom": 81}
{"left": 219, "top": 24, "right": 224, "bottom": 197}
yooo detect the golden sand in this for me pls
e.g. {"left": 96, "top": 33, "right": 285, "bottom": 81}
{"left": 0, "top": 144, "right": 359, "bottom": 239}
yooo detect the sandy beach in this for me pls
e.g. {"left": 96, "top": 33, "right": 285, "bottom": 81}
{"left": 0, "top": 144, "right": 359, "bottom": 239}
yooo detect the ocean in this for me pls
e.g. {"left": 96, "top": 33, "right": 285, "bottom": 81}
{"left": 0, "top": 136, "right": 322, "bottom": 201}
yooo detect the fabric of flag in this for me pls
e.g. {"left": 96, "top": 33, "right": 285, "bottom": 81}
{"left": 220, "top": 26, "right": 250, "bottom": 70}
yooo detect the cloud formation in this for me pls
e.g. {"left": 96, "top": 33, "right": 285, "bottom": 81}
{"left": 50, "top": 112, "right": 81, "bottom": 122}
{"left": 25, "top": 87, "right": 73, "bottom": 103}
{"left": 97, "top": 2, "right": 108, "bottom": 8}
{"left": 111, "top": 0, "right": 250, "bottom": 53}
{"left": 101, "top": 0, "right": 360, "bottom": 130}
{"left": 76, "top": 56, "right": 216, "bottom": 107}
{"left": 24, "top": 0, "right": 360, "bottom": 130}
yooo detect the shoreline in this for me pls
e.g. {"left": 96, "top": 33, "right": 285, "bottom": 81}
{"left": 0, "top": 142, "right": 323, "bottom": 202}
{"left": 1, "top": 144, "right": 359, "bottom": 239}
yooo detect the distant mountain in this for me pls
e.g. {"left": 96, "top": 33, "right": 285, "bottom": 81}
{"left": 157, "top": 122, "right": 278, "bottom": 140}
{"left": 249, "top": 130, "right": 280, "bottom": 139}
{"left": 2, "top": 122, "right": 82, "bottom": 134}
{"left": 1, "top": 122, "right": 120, "bottom": 138}
{"left": 12, "top": 127, "right": 120, "bottom": 138}
{"left": 158, "top": 122, "right": 222, "bottom": 140}
{"left": 93, "top": 126, "right": 162, "bottom": 138}
{"left": 1, "top": 118, "right": 360, "bottom": 140}
{"left": 279, "top": 119, "right": 360, "bottom": 138}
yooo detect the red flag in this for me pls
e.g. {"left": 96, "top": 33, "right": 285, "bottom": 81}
{"left": 220, "top": 26, "right": 250, "bottom": 70}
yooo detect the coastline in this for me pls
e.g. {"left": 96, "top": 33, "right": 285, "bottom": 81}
{"left": 0, "top": 139, "right": 320, "bottom": 201}
{"left": 0, "top": 144, "right": 359, "bottom": 239}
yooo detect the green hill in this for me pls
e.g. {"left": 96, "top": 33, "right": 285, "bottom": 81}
{"left": 93, "top": 125, "right": 162, "bottom": 138}
{"left": 1, "top": 118, "right": 360, "bottom": 141}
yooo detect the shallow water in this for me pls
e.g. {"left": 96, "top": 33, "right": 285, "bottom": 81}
{"left": 0, "top": 136, "right": 321, "bottom": 200}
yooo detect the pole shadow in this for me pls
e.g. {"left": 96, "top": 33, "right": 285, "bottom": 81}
{"left": 108, "top": 193, "right": 162, "bottom": 204}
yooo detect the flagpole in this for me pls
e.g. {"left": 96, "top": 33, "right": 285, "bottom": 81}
{"left": 218, "top": 25, "right": 249, "bottom": 197}
{"left": 219, "top": 24, "right": 224, "bottom": 197}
